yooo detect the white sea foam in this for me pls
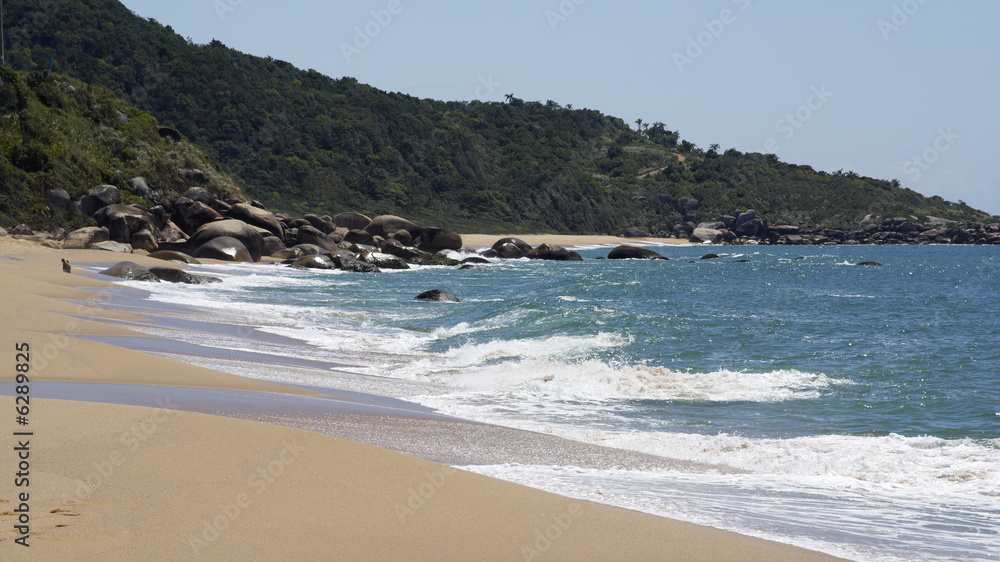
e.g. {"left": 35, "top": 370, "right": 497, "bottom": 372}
{"left": 405, "top": 356, "right": 846, "bottom": 404}
{"left": 458, "top": 460, "right": 998, "bottom": 561}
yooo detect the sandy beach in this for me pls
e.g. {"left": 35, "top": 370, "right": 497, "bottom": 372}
{"left": 0, "top": 237, "right": 839, "bottom": 560}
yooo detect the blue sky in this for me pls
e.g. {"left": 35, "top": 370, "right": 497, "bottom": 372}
{"left": 119, "top": 0, "right": 1000, "bottom": 216}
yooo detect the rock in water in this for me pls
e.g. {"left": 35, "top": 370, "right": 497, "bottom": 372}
{"left": 607, "top": 245, "right": 667, "bottom": 260}
{"left": 415, "top": 290, "right": 460, "bottom": 302}
{"left": 148, "top": 267, "right": 221, "bottom": 284}
{"left": 331, "top": 256, "right": 381, "bottom": 273}
{"left": 491, "top": 237, "right": 532, "bottom": 258}
{"left": 290, "top": 255, "right": 334, "bottom": 270}
{"left": 99, "top": 261, "right": 160, "bottom": 282}
{"left": 526, "top": 244, "right": 583, "bottom": 261}
{"left": 419, "top": 227, "right": 463, "bottom": 251}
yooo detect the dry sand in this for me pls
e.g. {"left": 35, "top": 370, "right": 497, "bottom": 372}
{"left": 0, "top": 238, "right": 840, "bottom": 560}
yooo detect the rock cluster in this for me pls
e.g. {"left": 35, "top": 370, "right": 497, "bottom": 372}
{"left": 623, "top": 209, "right": 1000, "bottom": 246}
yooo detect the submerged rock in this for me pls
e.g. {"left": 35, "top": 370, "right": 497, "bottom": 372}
{"left": 415, "top": 290, "right": 460, "bottom": 302}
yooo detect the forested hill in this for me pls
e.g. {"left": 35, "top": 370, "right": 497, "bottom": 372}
{"left": 3, "top": 0, "right": 994, "bottom": 233}
{"left": 0, "top": 65, "right": 241, "bottom": 228}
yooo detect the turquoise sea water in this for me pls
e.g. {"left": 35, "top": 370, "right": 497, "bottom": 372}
{"left": 128, "top": 244, "right": 1000, "bottom": 560}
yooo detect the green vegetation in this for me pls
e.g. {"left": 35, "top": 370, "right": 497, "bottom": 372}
{"left": 0, "top": 65, "right": 241, "bottom": 229}
{"left": 2, "top": 0, "right": 994, "bottom": 232}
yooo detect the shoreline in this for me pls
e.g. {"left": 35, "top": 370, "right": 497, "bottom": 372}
{"left": 460, "top": 233, "right": 695, "bottom": 249}
{"left": 0, "top": 239, "right": 843, "bottom": 560}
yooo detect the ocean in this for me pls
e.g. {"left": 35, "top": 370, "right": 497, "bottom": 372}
{"left": 101, "top": 243, "right": 1000, "bottom": 561}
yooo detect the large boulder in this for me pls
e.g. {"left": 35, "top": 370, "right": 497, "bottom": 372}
{"left": 261, "top": 236, "right": 285, "bottom": 257}
{"left": 49, "top": 188, "right": 71, "bottom": 209}
{"left": 226, "top": 203, "right": 284, "bottom": 240}
{"left": 290, "top": 255, "right": 334, "bottom": 270}
{"left": 182, "top": 186, "right": 215, "bottom": 206}
{"left": 297, "top": 225, "right": 339, "bottom": 253}
{"left": 174, "top": 200, "right": 222, "bottom": 234}
{"left": 689, "top": 228, "right": 723, "bottom": 244}
{"left": 89, "top": 241, "right": 133, "bottom": 253}
{"left": 365, "top": 253, "right": 410, "bottom": 270}
{"left": 148, "top": 251, "right": 201, "bottom": 264}
{"left": 99, "top": 261, "right": 159, "bottom": 282}
{"left": 182, "top": 170, "right": 207, "bottom": 184}
{"left": 192, "top": 236, "right": 254, "bottom": 262}
{"left": 364, "top": 215, "right": 420, "bottom": 238}
{"left": 769, "top": 224, "right": 800, "bottom": 236}
{"left": 302, "top": 214, "right": 336, "bottom": 235}
{"left": 188, "top": 220, "right": 263, "bottom": 261}
{"left": 526, "top": 244, "right": 583, "bottom": 261}
{"left": 419, "top": 228, "right": 463, "bottom": 251}
{"left": 415, "top": 290, "right": 460, "bottom": 302}
{"left": 491, "top": 237, "right": 532, "bottom": 259}
{"left": 734, "top": 209, "right": 757, "bottom": 229}
{"left": 331, "top": 256, "right": 381, "bottom": 273}
{"left": 271, "top": 248, "right": 304, "bottom": 260}
{"left": 333, "top": 212, "right": 372, "bottom": 231}
{"left": 159, "top": 220, "right": 189, "bottom": 244}
{"left": 379, "top": 240, "right": 426, "bottom": 261}
{"left": 63, "top": 227, "right": 110, "bottom": 249}
{"left": 92, "top": 204, "right": 157, "bottom": 246}
{"left": 607, "top": 245, "right": 667, "bottom": 260}
{"left": 128, "top": 177, "right": 153, "bottom": 199}
{"left": 622, "top": 227, "right": 648, "bottom": 238}
{"left": 79, "top": 185, "right": 121, "bottom": 216}
{"left": 130, "top": 229, "right": 159, "bottom": 252}
{"left": 734, "top": 218, "right": 765, "bottom": 238}
{"left": 291, "top": 244, "right": 326, "bottom": 256}
{"left": 344, "top": 229, "right": 377, "bottom": 247}
{"left": 389, "top": 229, "right": 413, "bottom": 246}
